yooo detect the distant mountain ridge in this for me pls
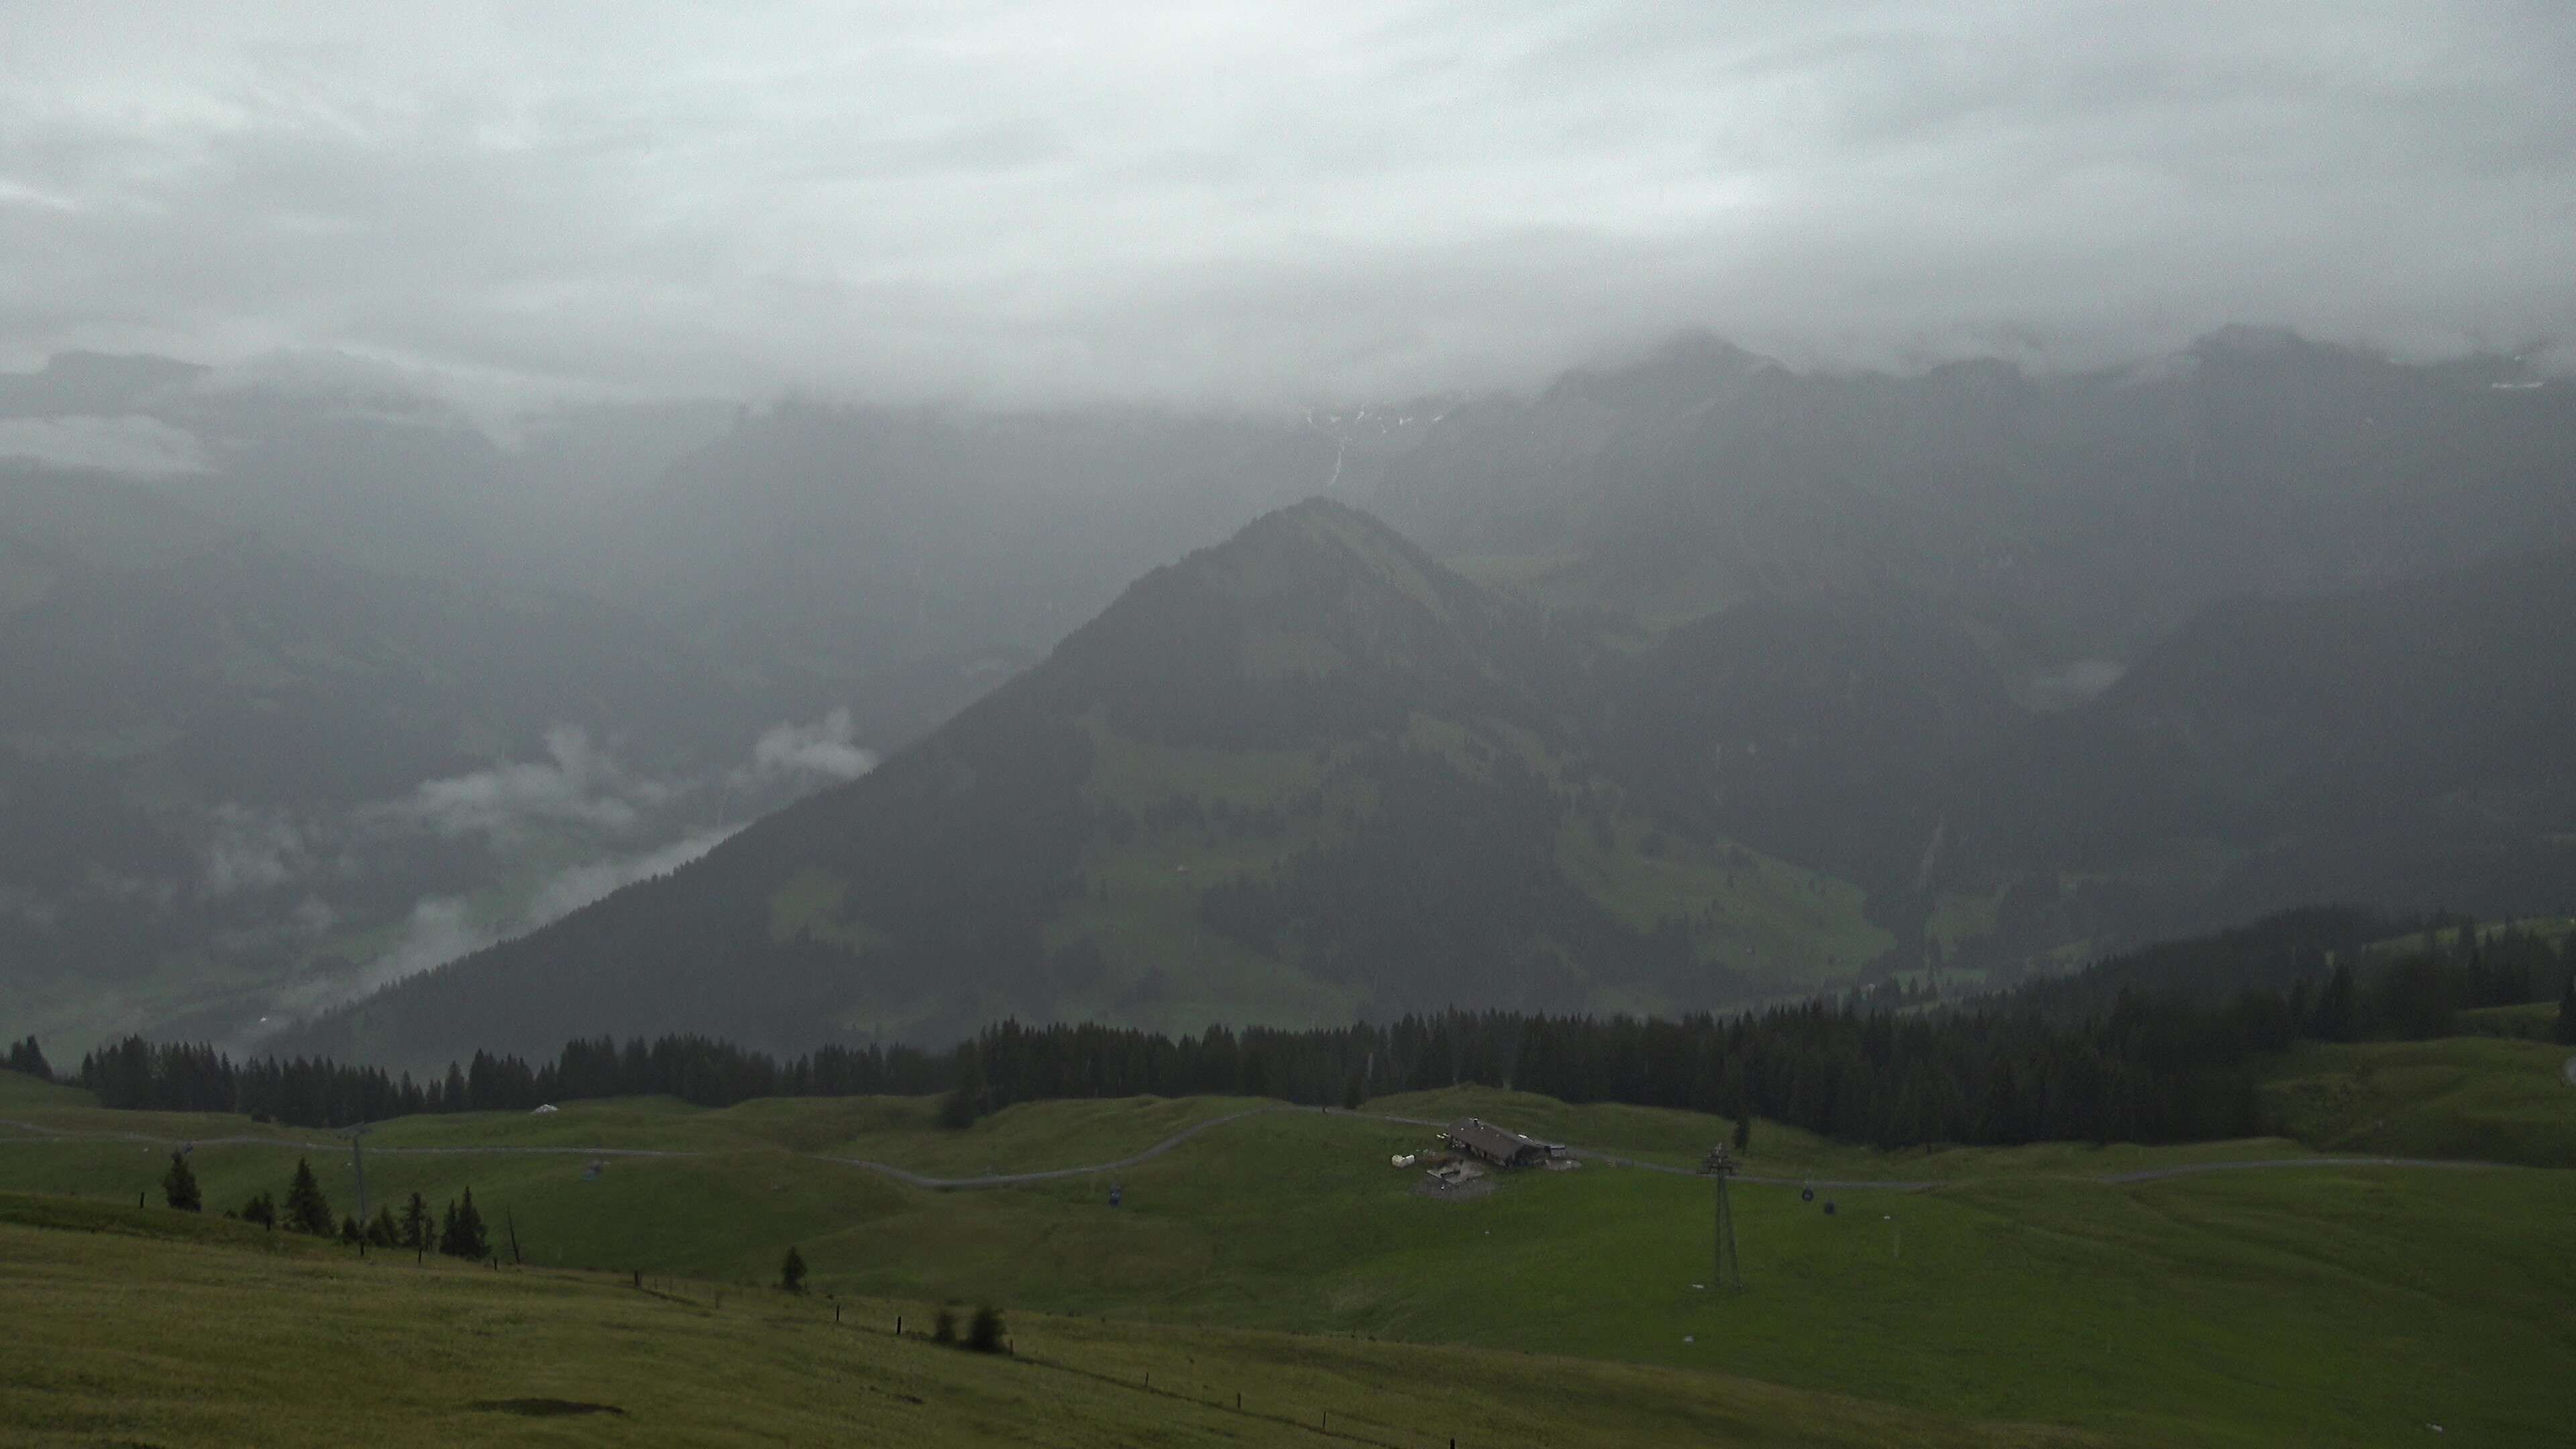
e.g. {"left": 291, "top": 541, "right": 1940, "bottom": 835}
{"left": 1366, "top": 328, "right": 2576, "bottom": 676}
{"left": 8, "top": 331, "right": 2573, "bottom": 1059}
{"left": 287, "top": 502, "right": 2576, "bottom": 1066}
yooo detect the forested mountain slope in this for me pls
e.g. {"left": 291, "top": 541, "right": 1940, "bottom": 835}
{"left": 1935, "top": 541, "right": 2576, "bottom": 961}
{"left": 290, "top": 504, "right": 2576, "bottom": 1065}
{"left": 292, "top": 501, "right": 1894, "bottom": 1062}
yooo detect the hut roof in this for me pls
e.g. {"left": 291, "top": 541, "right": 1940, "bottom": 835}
{"left": 1445, "top": 1116, "right": 1563, "bottom": 1163}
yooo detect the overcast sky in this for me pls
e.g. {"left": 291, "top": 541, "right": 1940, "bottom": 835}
{"left": 5, "top": 1, "right": 2571, "bottom": 405}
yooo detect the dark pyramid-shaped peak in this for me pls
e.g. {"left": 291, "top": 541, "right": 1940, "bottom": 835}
{"left": 1033, "top": 498, "right": 1551, "bottom": 749}
{"left": 1164, "top": 496, "right": 1482, "bottom": 619}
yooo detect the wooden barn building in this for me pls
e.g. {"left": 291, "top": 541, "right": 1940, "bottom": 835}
{"left": 1443, "top": 1117, "right": 1565, "bottom": 1169}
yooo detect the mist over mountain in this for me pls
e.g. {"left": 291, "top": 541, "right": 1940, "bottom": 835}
{"left": 1373, "top": 329, "right": 2576, "bottom": 669}
{"left": 278, "top": 492, "right": 2576, "bottom": 1067}
{"left": 5, "top": 329, "right": 2572, "bottom": 1060}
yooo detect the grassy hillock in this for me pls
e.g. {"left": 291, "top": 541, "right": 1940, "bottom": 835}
{"left": 0, "top": 1068, "right": 93, "bottom": 1110}
{"left": 2455, "top": 1002, "right": 2562, "bottom": 1040}
{"left": 5, "top": 1073, "right": 2573, "bottom": 1445}
{"left": 2259, "top": 1036, "right": 2576, "bottom": 1167}
{"left": 0, "top": 1191, "right": 2094, "bottom": 1449}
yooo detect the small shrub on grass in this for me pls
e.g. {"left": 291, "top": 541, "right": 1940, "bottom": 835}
{"left": 779, "top": 1246, "right": 807, "bottom": 1293}
{"left": 968, "top": 1306, "right": 1006, "bottom": 1354}
{"left": 932, "top": 1307, "right": 957, "bottom": 1345}
{"left": 161, "top": 1152, "right": 201, "bottom": 1212}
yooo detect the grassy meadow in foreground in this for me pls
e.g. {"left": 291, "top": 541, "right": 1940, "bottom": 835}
{"left": 0, "top": 1193, "right": 2092, "bottom": 1449}
{"left": 3, "top": 1049, "right": 2571, "bottom": 1447}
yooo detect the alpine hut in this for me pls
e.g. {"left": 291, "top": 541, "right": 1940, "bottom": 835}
{"left": 1442, "top": 1117, "right": 1564, "bottom": 1170}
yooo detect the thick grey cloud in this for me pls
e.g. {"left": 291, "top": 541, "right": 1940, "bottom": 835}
{"left": 0, "top": 413, "right": 210, "bottom": 475}
{"left": 3, "top": 1, "right": 2570, "bottom": 405}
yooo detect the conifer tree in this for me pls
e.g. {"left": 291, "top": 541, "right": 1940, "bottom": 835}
{"left": 1731, "top": 1114, "right": 1752, "bottom": 1154}
{"left": 368, "top": 1206, "right": 400, "bottom": 1247}
{"left": 938, "top": 1043, "right": 985, "bottom": 1130}
{"left": 2308, "top": 963, "right": 2359, "bottom": 1042}
{"left": 239, "top": 1190, "right": 276, "bottom": 1228}
{"left": 161, "top": 1150, "right": 201, "bottom": 1212}
{"left": 5, "top": 1036, "right": 49, "bottom": 1081}
{"left": 282, "top": 1158, "right": 335, "bottom": 1236}
{"left": 340, "top": 1215, "right": 362, "bottom": 1244}
{"left": 968, "top": 1305, "right": 1006, "bottom": 1353}
{"left": 779, "top": 1246, "right": 807, "bottom": 1293}
{"left": 400, "top": 1191, "right": 431, "bottom": 1251}
{"left": 439, "top": 1188, "right": 490, "bottom": 1259}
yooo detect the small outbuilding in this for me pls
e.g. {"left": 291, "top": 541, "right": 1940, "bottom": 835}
{"left": 531, "top": 1104, "right": 560, "bottom": 1115}
{"left": 1442, "top": 1117, "right": 1564, "bottom": 1170}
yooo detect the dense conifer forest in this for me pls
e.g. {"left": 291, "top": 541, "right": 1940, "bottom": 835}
{"left": 56, "top": 910, "right": 2573, "bottom": 1152}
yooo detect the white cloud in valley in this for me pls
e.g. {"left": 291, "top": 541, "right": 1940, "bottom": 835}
{"left": 372, "top": 725, "right": 659, "bottom": 842}
{"left": 0, "top": 414, "right": 211, "bottom": 476}
{"left": 741, "top": 708, "right": 877, "bottom": 786}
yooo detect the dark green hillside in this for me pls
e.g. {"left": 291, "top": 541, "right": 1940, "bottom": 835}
{"left": 299, "top": 500, "right": 1890, "bottom": 1063}
{"left": 1602, "top": 592, "right": 2021, "bottom": 959}
{"left": 1931, "top": 543, "right": 2576, "bottom": 967}
{"left": 294, "top": 499, "right": 2576, "bottom": 1063}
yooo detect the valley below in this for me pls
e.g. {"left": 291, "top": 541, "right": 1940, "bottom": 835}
{"left": 5, "top": 1046, "right": 2572, "bottom": 1447}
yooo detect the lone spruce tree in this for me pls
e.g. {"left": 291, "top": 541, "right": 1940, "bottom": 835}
{"left": 282, "top": 1158, "right": 335, "bottom": 1236}
{"left": 780, "top": 1246, "right": 808, "bottom": 1293}
{"left": 938, "top": 1043, "right": 986, "bottom": 1130}
{"left": 162, "top": 1151, "right": 202, "bottom": 1212}
{"left": 400, "top": 1191, "right": 431, "bottom": 1251}
{"left": 439, "top": 1188, "right": 489, "bottom": 1259}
